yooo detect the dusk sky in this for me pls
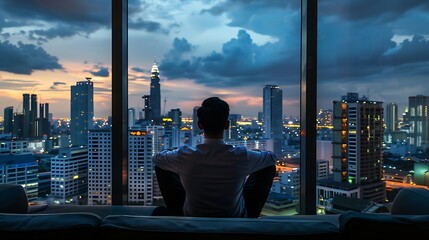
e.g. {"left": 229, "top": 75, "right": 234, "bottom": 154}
{"left": 0, "top": 0, "right": 428, "bottom": 119}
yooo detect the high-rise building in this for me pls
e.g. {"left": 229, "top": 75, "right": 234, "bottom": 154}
{"left": 88, "top": 129, "right": 111, "bottom": 205}
{"left": 128, "top": 130, "right": 154, "bottom": 205}
{"left": 128, "top": 107, "right": 136, "bottom": 128}
{"left": 385, "top": 103, "right": 398, "bottom": 132}
{"left": 408, "top": 95, "right": 429, "bottom": 153}
{"left": 23, "top": 93, "right": 30, "bottom": 138}
{"left": 51, "top": 146, "right": 88, "bottom": 205}
{"left": 225, "top": 114, "right": 241, "bottom": 140}
{"left": 70, "top": 78, "right": 94, "bottom": 146}
{"left": 142, "top": 95, "right": 151, "bottom": 121}
{"left": 0, "top": 153, "right": 38, "bottom": 202}
{"left": 318, "top": 93, "right": 385, "bottom": 204}
{"left": 38, "top": 103, "right": 50, "bottom": 137}
{"left": 13, "top": 113, "right": 24, "bottom": 138}
{"left": 263, "top": 85, "right": 283, "bottom": 157}
{"left": 150, "top": 61, "right": 161, "bottom": 125}
{"left": 3, "top": 106, "right": 13, "bottom": 135}
{"left": 30, "top": 94, "right": 38, "bottom": 137}
{"left": 168, "top": 108, "right": 182, "bottom": 148}
{"left": 146, "top": 125, "right": 165, "bottom": 199}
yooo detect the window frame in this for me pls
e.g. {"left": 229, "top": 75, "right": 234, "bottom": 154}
{"left": 111, "top": 0, "right": 318, "bottom": 214}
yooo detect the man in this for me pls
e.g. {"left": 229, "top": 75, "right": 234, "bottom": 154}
{"left": 153, "top": 97, "right": 276, "bottom": 218}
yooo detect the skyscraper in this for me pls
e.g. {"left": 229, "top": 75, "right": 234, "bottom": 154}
{"left": 168, "top": 108, "right": 182, "bottom": 148}
{"left": 38, "top": 103, "right": 50, "bottom": 137}
{"left": 128, "top": 130, "right": 154, "bottom": 205}
{"left": 88, "top": 129, "right": 111, "bottom": 205}
{"left": 330, "top": 93, "right": 385, "bottom": 203}
{"left": 3, "top": 106, "right": 13, "bottom": 135}
{"left": 128, "top": 107, "right": 136, "bottom": 128}
{"left": 408, "top": 95, "right": 429, "bottom": 153}
{"left": 51, "top": 146, "right": 88, "bottom": 205}
{"left": 70, "top": 78, "right": 94, "bottom": 146}
{"left": 30, "top": 94, "right": 38, "bottom": 137}
{"left": 23, "top": 93, "right": 30, "bottom": 138}
{"left": 263, "top": 85, "right": 283, "bottom": 157}
{"left": 150, "top": 61, "right": 161, "bottom": 125}
{"left": 385, "top": 103, "right": 398, "bottom": 132}
{"left": 142, "top": 94, "right": 151, "bottom": 121}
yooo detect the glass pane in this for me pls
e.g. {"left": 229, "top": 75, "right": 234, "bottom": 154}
{"left": 0, "top": 1, "right": 112, "bottom": 206}
{"left": 128, "top": 0, "right": 301, "bottom": 214}
{"left": 317, "top": 0, "right": 429, "bottom": 214}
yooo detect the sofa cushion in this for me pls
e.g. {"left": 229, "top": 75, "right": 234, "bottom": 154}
{"left": 339, "top": 211, "right": 429, "bottom": 239}
{"left": 0, "top": 184, "right": 28, "bottom": 213}
{"left": 391, "top": 188, "right": 429, "bottom": 215}
{"left": 101, "top": 215, "right": 341, "bottom": 239}
{"left": 0, "top": 212, "right": 102, "bottom": 237}
{"left": 0, "top": 212, "right": 102, "bottom": 231}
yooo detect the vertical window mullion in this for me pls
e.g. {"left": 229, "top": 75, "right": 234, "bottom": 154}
{"left": 112, "top": 0, "right": 129, "bottom": 205}
{"left": 300, "top": 0, "right": 318, "bottom": 215}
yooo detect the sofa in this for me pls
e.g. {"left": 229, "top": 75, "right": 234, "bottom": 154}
{"left": 1, "top": 183, "right": 429, "bottom": 239}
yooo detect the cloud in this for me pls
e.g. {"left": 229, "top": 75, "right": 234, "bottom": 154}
{"left": 49, "top": 81, "right": 67, "bottom": 90}
{"left": 0, "top": 40, "right": 63, "bottom": 74}
{"left": 131, "top": 67, "right": 147, "bottom": 73}
{"left": 0, "top": 0, "right": 165, "bottom": 40}
{"left": 160, "top": 29, "right": 300, "bottom": 88}
{"left": 128, "top": 17, "right": 163, "bottom": 32}
{"left": 319, "top": 0, "right": 429, "bottom": 23}
{"left": 84, "top": 65, "right": 109, "bottom": 77}
{"left": 0, "top": 79, "right": 39, "bottom": 90}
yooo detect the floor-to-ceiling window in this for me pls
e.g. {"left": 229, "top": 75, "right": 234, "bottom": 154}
{"left": 127, "top": 0, "right": 303, "bottom": 215}
{"left": 0, "top": 0, "right": 112, "bottom": 205}
{"left": 316, "top": 0, "right": 429, "bottom": 214}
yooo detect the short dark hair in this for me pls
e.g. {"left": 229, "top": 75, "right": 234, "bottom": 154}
{"left": 197, "top": 97, "right": 230, "bottom": 133}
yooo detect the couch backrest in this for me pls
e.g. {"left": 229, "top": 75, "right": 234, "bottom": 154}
{"left": 339, "top": 211, "right": 429, "bottom": 239}
{"left": 0, "top": 184, "right": 28, "bottom": 213}
{"left": 391, "top": 188, "right": 429, "bottom": 215}
{"left": 100, "top": 215, "right": 341, "bottom": 240}
{"left": 0, "top": 212, "right": 102, "bottom": 238}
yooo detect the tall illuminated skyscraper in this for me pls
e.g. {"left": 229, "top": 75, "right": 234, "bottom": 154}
{"left": 150, "top": 61, "right": 161, "bottom": 125}
{"left": 263, "top": 85, "right": 283, "bottom": 157}
{"left": 70, "top": 77, "right": 94, "bottom": 146}
{"left": 88, "top": 128, "right": 111, "bottom": 205}
{"left": 408, "top": 95, "right": 429, "bottom": 153}
{"left": 318, "top": 93, "right": 385, "bottom": 204}
{"left": 128, "top": 130, "right": 154, "bottom": 205}
{"left": 385, "top": 103, "right": 398, "bottom": 132}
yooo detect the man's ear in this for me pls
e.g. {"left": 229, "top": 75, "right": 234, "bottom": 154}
{"left": 198, "top": 121, "right": 204, "bottom": 130}
{"left": 224, "top": 120, "right": 230, "bottom": 130}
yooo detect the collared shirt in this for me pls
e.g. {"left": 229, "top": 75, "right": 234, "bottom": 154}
{"left": 152, "top": 138, "right": 277, "bottom": 217}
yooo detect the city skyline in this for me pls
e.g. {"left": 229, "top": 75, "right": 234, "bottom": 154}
{"left": 0, "top": 0, "right": 428, "bottom": 118}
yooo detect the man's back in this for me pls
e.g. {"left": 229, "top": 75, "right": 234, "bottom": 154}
{"left": 153, "top": 139, "right": 276, "bottom": 217}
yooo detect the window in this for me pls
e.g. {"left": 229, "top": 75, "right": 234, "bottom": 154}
{"left": 317, "top": 0, "right": 429, "bottom": 214}
{"left": 127, "top": 0, "right": 302, "bottom": 214}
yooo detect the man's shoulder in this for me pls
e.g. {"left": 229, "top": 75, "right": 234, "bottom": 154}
{"left": 247, "top": 149, "right": 277, "bottom": 161}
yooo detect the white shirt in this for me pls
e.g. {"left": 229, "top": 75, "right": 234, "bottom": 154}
{"left": 152, "top": 138, "right": 277, "bottom": 217}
